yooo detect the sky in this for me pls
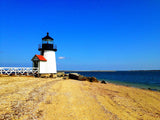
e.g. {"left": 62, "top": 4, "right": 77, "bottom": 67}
{"left": 0, "top": 0, "right": 160, "bottom": 70}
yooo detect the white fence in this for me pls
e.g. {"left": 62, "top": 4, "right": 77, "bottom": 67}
{"left": 0, "top": 67, "right": 38, "bottom": 75}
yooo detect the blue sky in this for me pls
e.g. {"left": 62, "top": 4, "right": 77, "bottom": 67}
{"left": 0, "top": 0, "right": 160, "bottom": 70}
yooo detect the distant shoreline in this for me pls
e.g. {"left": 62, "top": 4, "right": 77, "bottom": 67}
{"left": 58, "top": 70, "right": 160, "bottom": 72}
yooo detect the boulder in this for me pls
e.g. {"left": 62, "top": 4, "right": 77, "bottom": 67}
{"left": 57, "top": 72, "right": 65, "bottom": 77}
{"left": 69, "top": 73, "right": 99, "bottom": 82}
{"left": 34, "top": 73, "right": 39, "bottom": 77}
{"left": 89, "top": 77, "right": 99, "bottom": 82}
{"left": 78, "top": 75, "right": 84, "bottom": 80}
{"left": 101, "top": 80, "right": 107, "bottom": 84}
{"left": 63, "top": 76, "right": 69, "bottom": 80}
{"left": 64, "top": 74, "right": 69, "bottom": 76}
{"left": 69, "top": 73, "right": 80, "bottom": 80}
{"left": 40, "top": 74, "right": 51, "bottom": 78}
{"left": 79, "top": 76, "right": 88, "bottom": 81}
{"left": 50, "top": 74, "right": 57, "bottom": 78}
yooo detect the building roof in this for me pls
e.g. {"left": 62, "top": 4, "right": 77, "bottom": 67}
{"left": 35, "top": 55, "right": 47, "bottom": 61}
{"left": 42, "top": 32, "right": 54, "bottom": 40}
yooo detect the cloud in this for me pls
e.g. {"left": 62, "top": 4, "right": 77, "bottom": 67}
{"left": 58, "top": 57, "right": 65, "bottom": 59}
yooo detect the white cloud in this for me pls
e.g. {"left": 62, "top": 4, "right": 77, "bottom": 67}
{"left": 58, "top": 57, "right": 65, "bottom": 59}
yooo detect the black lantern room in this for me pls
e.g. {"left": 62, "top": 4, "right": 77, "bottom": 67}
{"left": 38, "top": 32, "right": 57, "bottom": 55}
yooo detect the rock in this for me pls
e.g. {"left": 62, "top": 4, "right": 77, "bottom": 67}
{"left": 63, "top": 76, "right": 69, "bottom": 80}
{"left": 69, "top": 73, "right": 98, "bottom": 82}
{"left": 101, "top": 80, "right": 107, "bottom": 84}
{"left": 89, "top": 77, "right": 99, "bottom": 82}
{"left": 64, "top": 74, "right": 69, "bottom": 76}
{"left": 50, "top": 74, "right": 57, "bottom": 78}
{"left": 40, "top": 74, "right": 51, "bottom": 78}
{"left": 79, "top": 76, "right": 88, "bottom": 81}
{"left": 78, "top": 75, "right": 84, "bottom": 80}
{"left": 57, "top": 72, "right": 65, "bottom": 77}
{"left": 148, "top": 88, "right": 158, "bottom": 91}
{"left": 78, "top": 76, "right": 98, "bottom": 82}
{"left": 69, "top": 73, "right": 80, "bottom": 80}
{"left": 34, "top": 73, "right": 39, "bottom": 77}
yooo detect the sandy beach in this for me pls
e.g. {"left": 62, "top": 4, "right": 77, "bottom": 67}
{"left": 0, "top": 77, "right": 160, "bottom": 120}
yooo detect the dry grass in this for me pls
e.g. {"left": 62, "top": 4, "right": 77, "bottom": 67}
{"left": 0, "top": 77, "right": 160, "bottom": 120}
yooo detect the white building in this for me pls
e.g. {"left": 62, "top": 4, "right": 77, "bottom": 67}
{"left": 32, "top": 32, "right": 57, "bottom": 74}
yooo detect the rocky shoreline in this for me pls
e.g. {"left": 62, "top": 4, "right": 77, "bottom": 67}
{"left": 39, "top": 72, "right": 107, "bottom": 84}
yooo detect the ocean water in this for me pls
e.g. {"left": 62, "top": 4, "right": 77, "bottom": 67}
{"left": 65, "top": 71, "right": 160, "bottom": 91}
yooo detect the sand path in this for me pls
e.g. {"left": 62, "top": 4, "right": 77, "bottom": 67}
{"left": 0, "top": 77, "right": 160, "bottom": 120}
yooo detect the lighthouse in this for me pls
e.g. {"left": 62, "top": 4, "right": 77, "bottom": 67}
{"left": 32, "top": 32, "right": 57, "bottom": 74}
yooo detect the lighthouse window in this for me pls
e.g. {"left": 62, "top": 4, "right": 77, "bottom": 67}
{"left": 42, "top": 41, "right": 47, "bottom": 44}
{"left": 48, "top": 41, "right": 53, "bottom": 44}
{"left": 42, "top": 40, "right": 53, "bottom": 44}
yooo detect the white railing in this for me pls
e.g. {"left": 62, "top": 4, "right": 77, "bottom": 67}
{"left": 0, "top": 67, "right": 38, "bottom": 75}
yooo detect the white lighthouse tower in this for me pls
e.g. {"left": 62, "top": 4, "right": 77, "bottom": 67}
{"left": 32, "top": 32, "right": 57, "bottom": 74}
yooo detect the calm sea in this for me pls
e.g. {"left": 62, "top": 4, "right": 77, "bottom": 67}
{"left": 65, "top": 71, "right": 160, "bottom": 91}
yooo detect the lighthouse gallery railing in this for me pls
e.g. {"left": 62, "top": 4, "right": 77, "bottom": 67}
{"left": 0, "top": 67, "right": 38, "bottom": 75}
